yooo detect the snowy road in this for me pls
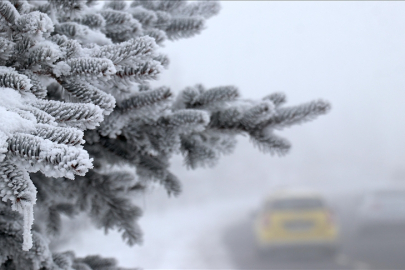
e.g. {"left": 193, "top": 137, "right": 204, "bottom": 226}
{"left": 223, "top": 217, "right": 372, "bottom": 270}
{"left": 58, "top": 198, "right": 253, "bottom": 269}
{"left": 58, "top": 194, "right": 405, "bottom": 269}
{"left": 223, "top": 195, "right": 405, "bottom": 270}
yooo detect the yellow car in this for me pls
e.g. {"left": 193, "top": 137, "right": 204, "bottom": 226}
{"left": 253, "top": 190, "right": 339, "bottom": 256}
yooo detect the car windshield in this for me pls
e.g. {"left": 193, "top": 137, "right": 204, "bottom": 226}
{"left": 268, "top": 198, "right": 324, "bottom": 210}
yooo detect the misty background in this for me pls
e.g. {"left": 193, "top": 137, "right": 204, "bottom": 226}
{"left": 58, "top": 2, "right": 405, "bottom": 269}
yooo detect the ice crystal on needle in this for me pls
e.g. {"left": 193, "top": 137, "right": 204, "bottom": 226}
{"left": 0, "top": 1, "right": 330, "bottom": 269}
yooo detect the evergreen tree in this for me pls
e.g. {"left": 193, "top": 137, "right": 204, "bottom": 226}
{"left": 0, "top": 1, "right": 330, "bottom": 269}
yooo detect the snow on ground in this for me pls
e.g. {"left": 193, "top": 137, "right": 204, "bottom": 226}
{"left": 57, "top": 196, "right": 259, "bottom": 269}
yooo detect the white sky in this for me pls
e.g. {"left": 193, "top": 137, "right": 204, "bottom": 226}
{"left": 151, "top": 1, "right": 405, "bottom": 195}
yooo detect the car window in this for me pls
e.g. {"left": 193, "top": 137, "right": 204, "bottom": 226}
{"left": 267, "top": 198, "right": 325, "bottom": 210}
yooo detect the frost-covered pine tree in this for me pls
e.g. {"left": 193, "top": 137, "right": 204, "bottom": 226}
{"left": 0, "top": 1, "right": 330, "bottom": 269}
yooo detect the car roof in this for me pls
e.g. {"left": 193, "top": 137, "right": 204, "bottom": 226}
{"left": 265, "top": 189, "right": 323, "bottom": 201}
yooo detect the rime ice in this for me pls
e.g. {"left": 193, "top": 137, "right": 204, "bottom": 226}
{"left": 0, "top": 0, "right": 329, "bottom": 269}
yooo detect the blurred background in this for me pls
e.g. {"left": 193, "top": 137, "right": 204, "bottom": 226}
{"left": 57, "top": 2, "right": 405, "bottom": 269}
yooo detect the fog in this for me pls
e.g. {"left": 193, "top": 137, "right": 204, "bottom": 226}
{"left": 59, "top": 2, "right": 405, "bottom": 269}
{"left": 154, "top": 1, "right": 405, "bottom": 204}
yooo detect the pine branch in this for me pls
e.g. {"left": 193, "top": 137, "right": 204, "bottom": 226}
{"left": 54, "top": 22, "right": 88, "bottom": 40}
{"left": 13, "top": 11, "right": 53, "bottom": 37}
{"left": 181, "top": 134, "right": 217, "bottom": 169}
{"left": 184, "top": 85, "right": 239, "bottom": 109}
{"left": 0, "top": 205, "right": 54, "bottom": 268}
{"left": 116, "top": 86, "right": 172, "bottom": 113}
{"left": 115, "top": 60, "right": 161, "bottom": 83}
{"left": 96, "top": 134, "right": 139, "bottom": 161}
{"left": 19, "top": 106, "right": 57, "bottom": 126}
{"left": 162, "top": 172, "right": 181, "bottom": 197}
{"left": 8, "top": 0, "right": 34, "bottom": 15}
{"left": 130, "top": 6, "right": 158, "bottom": 28}
{"left": 153, "top": 53, "right": 169, "bottom": 68}
{"left": 0, "top": 0, "right": 332, "bottom": 266}
{"left": 0, "top": 68, "right": 32, "bottom": 93}
{"left": 52, "top": 251, "right": 75, "bottom": 270}
{"left": 0, "top": 160, "right": 36, "bottom": 208}
{"left": 100, "top": 10, "right": 143, "bottom": 43}
{"left": 0, "top": 159, "right": 36, "bottom": 251}
{"left": 240, "top": 101, "right": 275, "bottom": 129}
{"left": 136, "top": 153, "right": 169, "bottom": 181}
{"left": 13, "top": 36, "right": 36, "bottom": 57}
{"left": 91, "top": 36, "right": 157, "bottom": 65}
{"left": 74, "top": 255, "right": 120, "bottom": 270}
{"left": 166, "top": 109, "right": 209, "bottom": 133}
{"left": 263, "top": 92, "right": 286, "bottom": 107}
{"left": 48, "top": 0, "right": 87, "bottom": 20}
{"left": 0, "top": 37, "right": 15, "bottom": 65}
{"left": 208, "top": 107, "right": 243, "bottom": 130}
{"left": 25, "top": 43, "right": 62, "bottom": 67}
{"left": 104, "top": 0, "right": 128, "bottom": 11}
{"left": 0, "top": 2, "right": 19, "bottom": 25}
{"left": 49, "top": 34, "right": 82, "bottom": 59}
{"left": 59, "top": 80, "right": 116, "bottom": 115}
{"left": 249, "top": 129, "right": 291, "bottom": 156}
{"left": 31, "top": 124, "right": 85, "bottom": 146}
{"left": 64, "top": 57, "right": 116, "bottom": 78}
{"left": 75, "top": 171, "right": 143, "bottom": 246}
{"left": 165, "top": 16, "right": 205, "bottom": 40}
{"left": 144, "top": 29, "right": 167, "bottom": 45}
{"left": 261, "top": 99, "right": 331, "bottom": 129}
{"left": 7, "top": 133, "right": 93, "bottom": 179}
{"left": 136, "top": 0, "right": 186, "bottom": 13}
{"left": 21, "top": 71, "right": 47, "bottom": 99}
{"left": 172, "top": 1, "right": 221, "bottom": 19}
{"left": 74, "top": 13, "right": 106, "bottom": 30}
{"left": 32, "top": 99, "right": 104, "bottom": 130}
